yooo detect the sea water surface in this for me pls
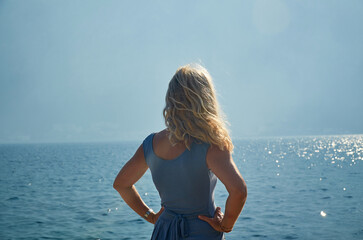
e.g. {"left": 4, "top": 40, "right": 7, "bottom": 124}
{"left": 0, "top": 135, "right": 362, "bottom": 239}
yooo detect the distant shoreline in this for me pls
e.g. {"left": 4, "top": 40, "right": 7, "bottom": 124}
{"left": 1, "top": 133, "right": 362, "bottom": 145}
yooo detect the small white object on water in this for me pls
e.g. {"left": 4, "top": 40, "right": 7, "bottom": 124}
{"left": 145, "top": 192, "right": 148, "bottom": 196}
{"left": 343, "top": 188, "right": 346, "bottom": 191}
{"left": 320, "top": 211, "right": 327, "bottom": 217}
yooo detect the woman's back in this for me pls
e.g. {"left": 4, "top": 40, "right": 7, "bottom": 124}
{"left": 143, "top": 130, "right": 224, "bottom": 239}
{"left": 143, "top": 130, "right": 218, "bottom": 215}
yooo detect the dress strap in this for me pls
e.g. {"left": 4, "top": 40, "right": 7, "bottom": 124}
{"left": 142, "top": 133, "right": 155, "bottom": 161}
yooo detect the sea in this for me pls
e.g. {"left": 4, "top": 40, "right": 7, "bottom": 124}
{"left": 0, "top": 135, "right": 362, "bottom": 240}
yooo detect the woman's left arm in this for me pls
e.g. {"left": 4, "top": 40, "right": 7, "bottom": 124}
{"left": 113, "top": 144, "right": 164, "bottom": 224}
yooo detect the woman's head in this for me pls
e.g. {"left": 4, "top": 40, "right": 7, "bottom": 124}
{"left": 163, "top": 64, "right": 233, "bottom": 152}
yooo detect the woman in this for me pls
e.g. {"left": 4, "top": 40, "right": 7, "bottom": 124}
{"left": 113, "top": 64, "right": 247, "bottom": 239}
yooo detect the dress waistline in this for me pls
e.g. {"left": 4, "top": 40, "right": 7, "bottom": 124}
{"left": 161, "top": 208, "right": 203, "bottom": 239}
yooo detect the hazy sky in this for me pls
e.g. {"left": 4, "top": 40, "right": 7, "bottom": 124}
{"left": 1, "top": 0, "right": 362, "bottom": 143}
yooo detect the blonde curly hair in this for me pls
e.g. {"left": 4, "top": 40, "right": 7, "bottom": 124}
{"left": 163, "top": 64, "right": 233, "bottom": 152}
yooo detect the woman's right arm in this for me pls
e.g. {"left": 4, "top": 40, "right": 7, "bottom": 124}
{"left": 199, "top": 146, "right": 247, "bottom": 232}
{"left": 113, "top": 144, "right": 164, "bottom": 224}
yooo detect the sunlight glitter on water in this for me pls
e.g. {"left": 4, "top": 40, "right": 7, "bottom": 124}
{"left": 320, "top": 211, "right": 327, "bottom": 217}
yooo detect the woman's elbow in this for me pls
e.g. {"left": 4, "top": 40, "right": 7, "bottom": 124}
{"left": 241, "top": 183, "right": 247, "bottom": 200}
{"left": 113, "top": 178, "right": 127, "bottom": 191}
{"left": 113, "top": 180, "right": 120, "bottom": 190}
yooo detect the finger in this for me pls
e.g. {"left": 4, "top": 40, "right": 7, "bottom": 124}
{"left": 216, "top": 214, "right": 223, "bottom": 221}
{"left": 159, "top": 207, "right": 165, "bottom": 213}
{"left": 214, "top": 207, "right": 221, "bottom": 217}
{"left": 198, "top": 215, "right": 213, "bottom": 224}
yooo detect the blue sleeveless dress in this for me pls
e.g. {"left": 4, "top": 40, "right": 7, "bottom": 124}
{"left": 143, "top": 133, "right": 225, "bottom": 240}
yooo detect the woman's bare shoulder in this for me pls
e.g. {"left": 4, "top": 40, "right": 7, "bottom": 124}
{"left": 154, "top": 129, "right": 168, "bottom": 140}
{"left": 207, "top": 144, "right": 231, "bottom": 163}
{"left": 152, "top": 129, "right": 172, "bottom": 148}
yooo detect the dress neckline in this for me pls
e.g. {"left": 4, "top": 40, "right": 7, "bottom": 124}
{"left": 150, "top": 133, "right": 193, "bottom": 161}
